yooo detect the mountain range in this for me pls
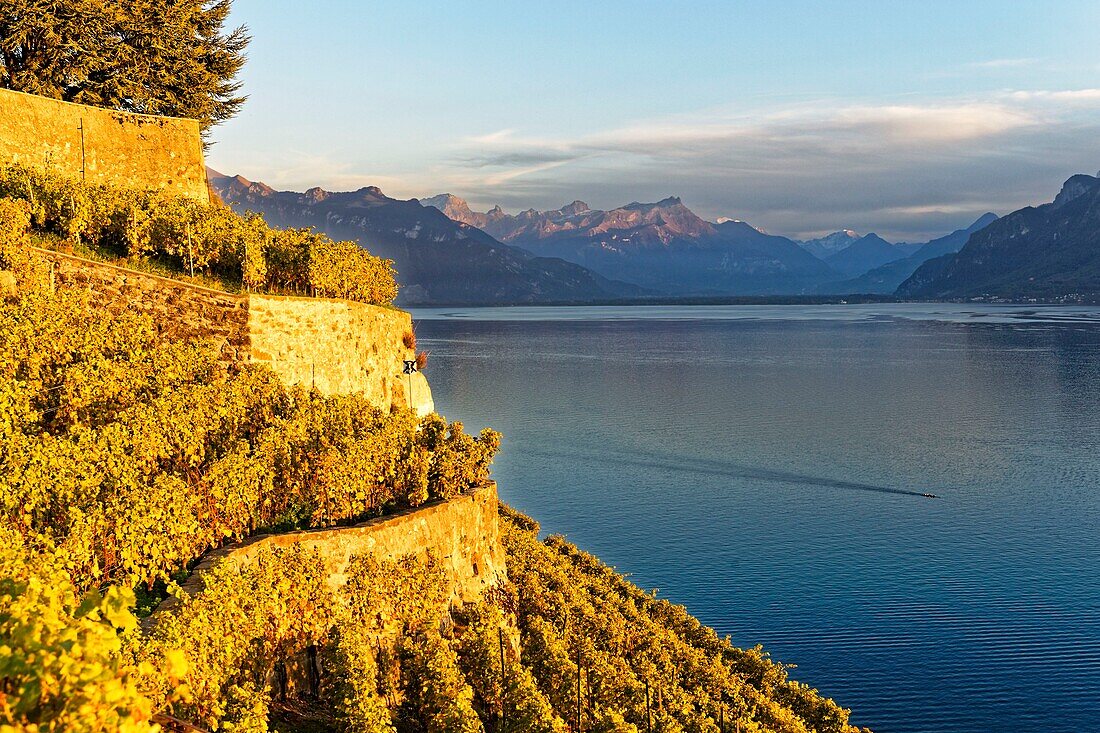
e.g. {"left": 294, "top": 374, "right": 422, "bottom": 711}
{"left": 211, "top": 168, "right": 1100, "bottom": 305}
{"left": 797, "top": 230, "right": 861, "bottom": 259}
{"left": 818, "top": 213, "right": 998, "bottom": 294}
{"left": 208, "top": 172, "right": 645, "bottom": 305}
{"left": 898, "top": 175, "right": 1100, "bottom": 301}
{"left": 820, "top": 233, "right": 911, "bottom": 278}
{"left": 422, "top": 194, "right": 837, "bottom": 295}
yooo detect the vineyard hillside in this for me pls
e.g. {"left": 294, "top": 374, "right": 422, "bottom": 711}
{"left": 40, "top": 247, "right": 433, "bottom": 412}
{"left": 0, "top": 152, "right": 867, "bottom": 732}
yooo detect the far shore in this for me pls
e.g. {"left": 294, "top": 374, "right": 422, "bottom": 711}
{"left": 403, "top": 294, "right": 1099, "bottom": 308}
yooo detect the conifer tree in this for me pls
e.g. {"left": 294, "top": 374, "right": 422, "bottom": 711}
{"left": 0, "top": 0, "right": 249, "bottom": 130}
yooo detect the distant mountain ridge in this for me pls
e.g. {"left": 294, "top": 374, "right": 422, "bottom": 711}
{"left": 418, "top": 193, "right": 507, "bottom": 231}
{"left": 822, "top": 233, "right": 909, "bottom": 278}
{"left": 898, "top": 175, "right": 1100, "bottom": 301}
{"left": 212, "top": 173, "right": 1055, "bottom": 302}
{"left": 209, "top": 172, "right": 645, "bottom": 305}
{"left": 424, "top": 194, "right": 836, "bottom": 295}
{"left": 430, "top": 194, "right": 718, "bottom": 244}
{"left": 798, "top": 230, "right": 861, "bottom": 259}
{"left": 819, "top": 213, "right": 998, "bottom": 294}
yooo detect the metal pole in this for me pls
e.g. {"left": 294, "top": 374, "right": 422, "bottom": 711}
{"left": 78, "top": 118, "right": 86, "bottom": 182}
{"left": 186, "top": 222, "right": 194, "bottom": 277}
{"left": 588, "top": 666, "right": 594, "bottom": 720}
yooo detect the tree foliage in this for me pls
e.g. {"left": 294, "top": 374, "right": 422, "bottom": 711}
{"left": 0, "top": 528, "right": 174, "bottom": 732}
{"left": 0, "top": 0, "right": 249, "bottom": 129}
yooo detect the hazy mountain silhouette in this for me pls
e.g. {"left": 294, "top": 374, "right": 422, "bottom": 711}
{"left": 818, "top": 213, "right": 998, "bottom": 294}
{"left": 425, "top": 194, "right": 837, "bottom": 295}
{"left": 898, "top": 175, "right": 1100, "bottom": 301}
{"left": 209, "top": 171, "right": 646, "bottom": 305}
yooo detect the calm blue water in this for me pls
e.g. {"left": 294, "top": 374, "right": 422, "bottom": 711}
{"left": 411, "top": 304, "right": 1100, "bottom": 733}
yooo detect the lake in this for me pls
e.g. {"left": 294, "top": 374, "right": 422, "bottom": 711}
{"left": 410, "top": 303, "right": 1100, "bottom": 733}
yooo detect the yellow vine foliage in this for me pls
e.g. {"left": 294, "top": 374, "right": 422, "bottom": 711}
{"left": 139, "top": 546, "right": 337, "bottom": 730}
{"left": 0, "top": 165, "right": 398, "bottom": 305}
{"left": 498, "top": 507, "right": 872, "bottom": 733}
{"left": 0, "top": 259, "right": 501, "bottom": 730}
{"left": 0, "top": 284, "right": 500, "bottom": 592}
{"left": 143, "top": 510, "right": 870, "bottom": 732}
{"left": 0, "top": 200, "right": 867, "bottom": 731}
{"left": 0, "top": 528, "right": 166, "bottom": 733}
{"left": 0, "top": 198, "right": 50, "bottom": 292}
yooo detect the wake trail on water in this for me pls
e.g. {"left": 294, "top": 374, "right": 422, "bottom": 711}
{"left": 520, "top": 447, "right": 941, "bottom": 500}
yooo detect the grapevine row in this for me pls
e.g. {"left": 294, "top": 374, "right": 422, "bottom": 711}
{"left": 0, "top": 282, "right": 498, "bottom": 590}
{"left": 0, "top": 164, "right": 397, "bottom": 304}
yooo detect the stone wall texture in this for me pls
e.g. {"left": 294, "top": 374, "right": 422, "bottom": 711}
{"left": 248, "top": 294, "right": 434, "bottom": 415}
{"left": 177, "top": 483, "right": 506, "bottom": 609}
{"left": 41, "top": 248, "right": 250, "bottom": 363}
{"left": 39, "top": 249, "right": 433, "bottom": 413}
{"left": 0, "top": 88, "right": 209, "bottom": 200}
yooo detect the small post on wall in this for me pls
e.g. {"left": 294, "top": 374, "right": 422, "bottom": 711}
{"left": 402, "top": 359, "right": 418, "bottom": 410}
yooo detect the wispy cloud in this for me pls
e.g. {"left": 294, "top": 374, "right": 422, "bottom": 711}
{"left": 1007, "top": 88, "right": 1100, "bottom": 103}
{"left": 433, "top": 89, "right": 1100, "bottom": 240}
{"left": 468, "top": 129, "right": 518, "bottom": 144}
{"left": 214, "top": 149, "right": 410, "bottom": 193}
{"left": 966, "top": 57, "right": 1038, "bottom": 70}
{"left": 211, "top": 89, "right": 1100, "bottom": 241}
{"left": 460, "top": 149, "right": 581, "bottom": 169}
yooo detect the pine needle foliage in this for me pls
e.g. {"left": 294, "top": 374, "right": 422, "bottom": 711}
{"left": 0, "top": 0, "right": 249, "bottom": 130}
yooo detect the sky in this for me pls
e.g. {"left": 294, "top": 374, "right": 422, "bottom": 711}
{"left": 207, "top": 0, "right": 1100, "bottom": 241}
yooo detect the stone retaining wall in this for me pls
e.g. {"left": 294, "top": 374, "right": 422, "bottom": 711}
{"left": 41, "top": 248, "right": 250, "bottom": 362}
{"left": 174, "top": 483, "right": 505, "bottom": 609}
{"left": 248, "top": 294, "right": 434, "bottom": 414}
{"left": 0, "top": 88, "right": 209, "bottom": 200}
{"left": 35, "top": 248, "right": 433, "bottom": 413}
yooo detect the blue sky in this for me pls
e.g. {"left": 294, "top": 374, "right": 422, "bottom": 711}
{"left": 208, "top": 1, "right": 1100, "bottom": 240}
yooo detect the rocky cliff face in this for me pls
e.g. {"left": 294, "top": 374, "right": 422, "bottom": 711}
{"left": 418, "top": 193, "right": 507, "bottom": 231}
{"left": 898, "top": 175, "right": 1100, "bottom": 301}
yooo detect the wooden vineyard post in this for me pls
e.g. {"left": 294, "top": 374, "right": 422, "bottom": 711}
{"left": 499, "top": 627, "right": 507, "bottom": 730}
{"left": 576, "top": 644, "right": 582, "bottom": 732}
{"left": 645, "top": 677, "right": 652, "bottom": 733}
